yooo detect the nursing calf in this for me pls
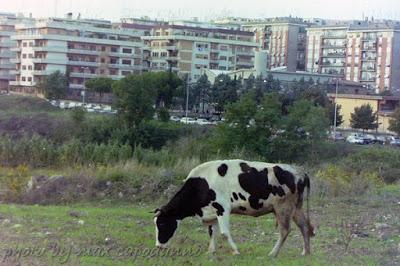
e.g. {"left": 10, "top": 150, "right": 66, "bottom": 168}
{"left": 153, "top": 159, "right": 315, "bottom": 257}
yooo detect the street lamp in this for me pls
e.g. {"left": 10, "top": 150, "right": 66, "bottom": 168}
{"left": 80, "top": 67, "right": 89, "bottom": 105}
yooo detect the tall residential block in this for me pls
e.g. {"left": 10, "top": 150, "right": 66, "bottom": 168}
{"left": 240, "top": 18, "right": 309, "bottom": 72}
{"left": 306, "top": 21, "right": 400, "bottom": 92}
{"left": 9, "top": 16, "right": 146, "bottom": 95}
{"left": 140, "top": 24, "right": 258, "bottom": 81}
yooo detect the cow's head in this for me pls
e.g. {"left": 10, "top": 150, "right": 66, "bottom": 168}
{"left": 153, "top": 207, "right": 179, "bottom": 248}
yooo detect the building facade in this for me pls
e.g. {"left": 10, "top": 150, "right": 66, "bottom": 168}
{"left": 306, "top": 22, "right": 400, "bottom": 93}
{"left": 140, "top": 24, "right": 258, "bottom": 81}
{"left": 9, "top": 16, "right": 146, "bottom": 95}
{"left": 0, "top": 13, "right": 33, "bottom": 91}
{"left": 240, "top": 18, "right": 309, "bottom": 72}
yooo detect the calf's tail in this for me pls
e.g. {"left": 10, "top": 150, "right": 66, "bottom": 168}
{"left": 304, "top": 174, "right": 315, "bottom": 237}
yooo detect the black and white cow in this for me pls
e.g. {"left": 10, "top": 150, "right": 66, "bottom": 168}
{"left": 153, "top": 159, "right": 314, "bottom": 257}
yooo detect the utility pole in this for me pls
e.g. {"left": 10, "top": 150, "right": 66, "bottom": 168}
{"left": 333, "top": 78, "right": 339, "bottom": 136}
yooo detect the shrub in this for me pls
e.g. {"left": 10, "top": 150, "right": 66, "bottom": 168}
{"left": 0, "top": 165, "right": 30, "bottom": 201}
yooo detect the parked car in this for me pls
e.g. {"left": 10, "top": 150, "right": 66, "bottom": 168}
{"left": 375, "top": 135, "right": 387, "bottom": 145}
{"left": 389, "top": 136, "right": 400, "bottom": 146}
{"left": 329, "top": 131, "right": 345, "bottom": 141}
{"left": 170, "top": 116, "right": 181, "bottom": 122}
{"left": 180, "top": 117, "right": 197, "bottom": 124}
{"left": 195, "top": 118, "right": 212, "bottom": 125}
{"left": 346, "top": 134, "right": 365, "bottom": 144}
{"left": 363, "top": 134, "right": 376, "bottom": 144}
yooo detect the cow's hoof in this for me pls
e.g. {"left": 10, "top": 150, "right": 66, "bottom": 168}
{"left": 268, "top": 251, "right": 278, "bottom": 257}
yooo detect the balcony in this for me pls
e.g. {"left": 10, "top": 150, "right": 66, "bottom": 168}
{"left": 321, "top": 43, "right": 346, "bottom": 48}
{"left": 68, "top": 48, "right": 100, "bottom": 56}
{"left": 0, "top": 42, "right": 13, "bottom": 48}
{"left": 0, "top": 63, "right": 15, "bottom": 69}
{"left": 0, "top": 51, "right": 12, "bottom": 58}
{"left": 33, "top": 70, "right": 53, "bottom": 75}
{"left": 34, "top": 46, "right": 68, "bottom": 53}
{"left": 361, "top": 57, "right": 376, "bottom": 62}
{"left": 67, "top": 60, "right": 99, "bottom": 67}
{"left": 165, "top": 45, "right": 177, "bottom": 51}
{"left": 69, "top": 72, "right": 98, "bottom": 79}
{"left": 9, "top": 81, "right": 20, "bottom": 86}
{"left": 32, "top": 58, "right": 65, "bottom": 65}
{"left": 0, "top": 74, "right": 15, "bottom": 80}
{"left": 9, "top": 58, "right": 20, "bottom": 64}
{"left": 9, "top": 70, "right": 20, "bottom": 75}
{"left": 10, "top": 47, "right": 21, "bottom": 52}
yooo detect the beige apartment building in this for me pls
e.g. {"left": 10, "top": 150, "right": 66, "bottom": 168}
{"left": 240, "top": 18, "right": 309, "bottom": 72}
{"left": 0, "top": 13, "right": 33, "bottom": 91}
{"left": 9, "top": 16, "right": 145, "bottom": 95}
{"left": 306, "top": 22, "right": 400, "bottom": 93}
{"left": 140, "top": 24, "right": 258, "bottom": 81}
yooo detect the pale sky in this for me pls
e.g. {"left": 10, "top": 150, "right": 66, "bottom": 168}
{"left": 1, "top": 0, "right": 400, "bottom": 22}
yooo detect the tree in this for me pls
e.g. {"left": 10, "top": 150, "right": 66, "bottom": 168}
{"left": 85, "top": 77, "right": 114, "bottom": 96}
{"left": 244, "top": 74, "right": 255, "bottom": 91}
{"left": 151, "top": 72, "right": 182, "bottom": 108}
{"left": 212, "top": 74, "right": 237, "bottom": 112}
{"left": 40, "top": 71, "right": 68, "bottom": 100}
{"left": 350, "top": 104, "right": 378, "bottom": 131}
{"left": 325, "top": 102, "right": 343, "bottom": 127}
{"left": 191, "top": 74, "right": 211, "bottom": 112}
{"left": 388, "top": 108, "right": 400, "bottom": 135}
{"left": 112, "top": 74, "right": 157, "bottom": 127}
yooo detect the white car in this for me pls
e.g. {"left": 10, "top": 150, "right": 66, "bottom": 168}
{"left": 170, "top": 116, "right": 181, "bottom": 122}
{"left": 346, "top": 135, "right": 365, "bottom": 144}
{"left": 195, "top": 118, "right": 212, "bottom": 125}
{"left": 180, "top": 117, "right": 197, "bottom": 124}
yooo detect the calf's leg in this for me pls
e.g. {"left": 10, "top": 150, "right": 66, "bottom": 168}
{"left": 207, "top": 222, "right": 219, "bottom": 254}
{"left": 217, "top": 214, "right": 239, "bottom": 255}
{"left": 268, "top": 206, "right": 293, "bottom": 257}
{"left": 293, "top": 208, "right": 311, "bottom": 256}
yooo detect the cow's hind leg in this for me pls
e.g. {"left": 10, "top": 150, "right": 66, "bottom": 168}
{"left": 293, "top": 208, "right": 311, "bottom": 256}
{"left": 207, "top": 222, "right": 219, "bottom": 254}
{"left": 217, "top": 213, "right": 239, "bottom": 255}
{"left": 268, "top": 205, "right": 293, "bottom": 257}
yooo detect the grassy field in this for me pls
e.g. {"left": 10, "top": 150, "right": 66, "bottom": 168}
{"left": 0, "top": 185, "right": 399, "bottom": 266}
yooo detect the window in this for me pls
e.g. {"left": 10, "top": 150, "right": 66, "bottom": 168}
{"left": 111, "top": 47, "right": 118, "bottom": 52}
{"left": 29, "top": 42, "right": 34, "bottom": 47}
{"left": 28, "top": 77, "right": 32, "bottom": 82}
{"left": 28, "top": 54, "right": 33, "bottom": 58}
{"left": 122, "top": 48, "right": 132, "bottom": 54}
{"left": 110, "top": 69, "right": 117, "bottom": 75}
{"left": 122, "top": 71, "right": 131, "bottom": 76}
{"left": 22, "top": 54, "right": 27, "bottom": 59}
{"left": 100, "top": 58, "right": 106, "bottom": 63}
{"left": 101, "top": 46, "right": 106, "bottom": 51}
{"left": 22, "top": 42, "right": 27, "bottom": 47}
{"left": 28, "top": 65, "right": 32, "bottom": 70}
{"left": 122, "top": 59, "right": 131, "bottom": 65}
{"left": 22, "top": 65, "right": 27, "bottom": 70}
{"left": 22, "top": 77, "right": 26, "bottom": 81}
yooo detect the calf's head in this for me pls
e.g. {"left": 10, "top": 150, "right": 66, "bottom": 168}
{"left": 153, "top": 208, "right": 179, "bottom": 248}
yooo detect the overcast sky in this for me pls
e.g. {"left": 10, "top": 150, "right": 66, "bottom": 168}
{"left": 1, "top": 0, "right": 400, "bottom": 21}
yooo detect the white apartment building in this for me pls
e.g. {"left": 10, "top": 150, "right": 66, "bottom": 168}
{"left": 306, "top": 21, "right": 400, "bottom": 92}
{"left": 0, "top": 13, "right": 33, "bottom": 90}
{"left": 9, "top": 16, "right": 146, "bottom": 95}
{"left": 140, "top": 24, "right": 258, "bottom": 81}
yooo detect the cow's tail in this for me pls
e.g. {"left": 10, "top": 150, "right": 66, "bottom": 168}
{"left": 304, "top": 174, "right": 315, "bottom": 237}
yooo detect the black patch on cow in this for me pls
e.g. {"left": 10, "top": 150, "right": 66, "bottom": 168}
{"left": 239, "top": 206, "right": 247, "bottom": 211}
{"left": 296, "top": 174, "right": 310, "bottom": 208}
{"left": 212, "top": 202, "right": 224, "bottom": 216}
{"left": 217, "top": 163, "right": 228, "bottom": 177}
{"left": 238, "top": 193, "right": 246, "bottom": 201}
{"left": 159, "top": 177, "right": 216, "bottom": 220}
{"left": 208, "top": 225, "right": 213, "bottom": 237}
{"left": 238, "top": 163, "right": 285, "bottom": 210}
{"left": 273, "top": 166, "right": 296, "bottom": 193}
{"left": 156, "top": 216, "right": 178, "bottom": 244}
{"left": 230, "top": 197, "right": 234, "bottom": 203}
{"left": 232, "top": 192, "right": 238, "bottom": 201}
{"left": 240, "top": 162, "right": 252, "bottom": 172}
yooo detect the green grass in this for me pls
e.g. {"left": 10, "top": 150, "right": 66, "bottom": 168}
{"left": 0, "top": 186, "right": 399, "bottom": 266}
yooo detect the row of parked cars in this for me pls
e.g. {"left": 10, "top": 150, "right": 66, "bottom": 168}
{"left": 50, "top": 100, "right": 117, "bottom": 114}
{"left": 170, "top": 116, "right": 221, "bottom": 125}
{"left": 330, "top": 131, "right": 400, "bottom": 146}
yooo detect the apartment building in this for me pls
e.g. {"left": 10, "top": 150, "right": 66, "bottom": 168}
{"left": 306, "top": 25, "right": 348, "bottom": 77}
{"left": 0, "top": 13, "right": 33, "bottom": 90}
{"left": 140, "top": 24, "right": 258, "bottom": 81}
{"left": 306, "top": 21, "right": 400, "bottom": 93}
{"left": 345, "top": 24, "right": 400, "bottom": 92}
{"left": 240, "top": 18, "right": 309, "bottom": 72}
{"left": 9, "top": 15, "right": 145, "bottom": 95}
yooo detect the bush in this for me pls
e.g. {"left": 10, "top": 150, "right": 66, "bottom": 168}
{"left": 0, "top": 165, "right": 30, "bottom": 201}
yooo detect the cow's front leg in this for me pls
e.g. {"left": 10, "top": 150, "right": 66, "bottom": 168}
{"left": 217, "top": 213, "right": 239, "bottom": 255}
{"left": 207, "top": 223, "right": 219, "bottom": 254}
